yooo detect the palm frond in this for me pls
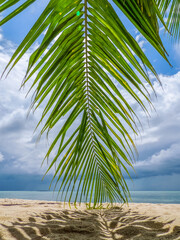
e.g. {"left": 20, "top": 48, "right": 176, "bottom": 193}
{"left": 0, "top": 0, "right": 171, "bottom": 207}
{"left": 113, "top": 0, "right": 169, "bottom": 58}
{"left": 157, "top": 0, "right": 180, "bottom": 40}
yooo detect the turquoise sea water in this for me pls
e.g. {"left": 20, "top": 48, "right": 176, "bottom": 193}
{"left": 0, "top": 191, "right": 180, "bottom": 204}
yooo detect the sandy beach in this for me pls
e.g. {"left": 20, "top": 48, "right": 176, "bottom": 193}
{"left": 0, "top": 199, "right": 179, "bottom": 240}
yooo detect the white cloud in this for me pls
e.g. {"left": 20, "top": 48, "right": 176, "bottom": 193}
{"left": 132, "top": 71, "right": 180, "bottom": 177}
{"left": 0, "top": 33, "right": 3, "bottom": 41}
{"left": 135, "top": 33, "right": 146, "bottom": 51}
{"left": 135, "top": 143, "right": 180, "bottom": 176}
{"left": 159, "top": 26, "right": 165, "bottom": 32}
{"left": 0, "top": 153, "right": 4, "bottom": 162}
{"left": 0, "top": 33, "right": 51, "bottom": 175}
{"left": 173, "top": 43, "right": 180, "bottom": 61}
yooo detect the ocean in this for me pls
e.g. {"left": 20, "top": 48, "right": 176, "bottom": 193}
{"left": 0, "top": 191, "right": 180, "bottom": 204}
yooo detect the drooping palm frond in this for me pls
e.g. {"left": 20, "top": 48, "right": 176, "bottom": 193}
{"left": 157, "top": 0, "right": 180, "bottom": 39}
{"left": 113, "top": 0, "right": 169, "bottom": 58}
{"left": 0, "top": 0, "right": 171, "bottom": 206}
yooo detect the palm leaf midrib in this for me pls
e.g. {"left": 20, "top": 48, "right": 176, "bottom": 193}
{"left": 82, "top": 0, "right": 110, "bottom": 206}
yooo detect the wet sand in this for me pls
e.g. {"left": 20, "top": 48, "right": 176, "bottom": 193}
{"left": 0, "top": 199, "right": 180, "bottom": 239}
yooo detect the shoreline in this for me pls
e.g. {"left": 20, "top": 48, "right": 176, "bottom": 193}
{"left": 1, "top": 191, "right": 180, "bottom": 205}
{"left": 0, "top": 199, "right": 180, "bottom": 239}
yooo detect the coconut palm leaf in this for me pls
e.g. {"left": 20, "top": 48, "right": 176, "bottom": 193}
{"left": 157, "top": 0, "right": 180, "bottom": 39}
{"left": 0, "top": 0, "right": 173, "bottom": 206}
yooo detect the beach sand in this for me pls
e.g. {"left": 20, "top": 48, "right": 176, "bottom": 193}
{"left": 0, "top": 199, "right": 180, "bottom": 240}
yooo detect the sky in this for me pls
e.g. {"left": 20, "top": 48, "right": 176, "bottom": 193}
{"left": 0, "top": 1, "right": 180, "bottom": 191}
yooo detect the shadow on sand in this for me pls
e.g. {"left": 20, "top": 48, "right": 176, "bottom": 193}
{"left": 0, "top": 207, "right": 180, "bottom": 240}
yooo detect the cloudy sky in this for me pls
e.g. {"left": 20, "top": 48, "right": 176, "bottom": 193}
{"left": 0, "top": 1, "right": 180, "bottom": 191}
